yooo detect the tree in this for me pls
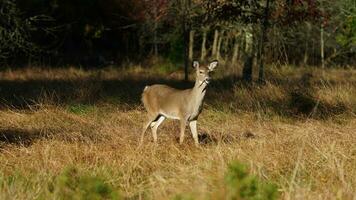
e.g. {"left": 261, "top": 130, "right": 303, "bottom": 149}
{"left": 0, "top": 0, "right": 40, "bottom": 62}
{"left": 321, "top": 0, "right": 356, "bottom": 65}
{"left": 258, "top": 0, "right": 271, "bottom": 83}
{"left": 175, "top": 0, "right": 206, "bottom": 81}
{"left": 204, "top": 0, "right": 262, "bottom": 82}
{"left": 141, "top": 0, "right": 169, "bottom": 56}
{"left": 183, "top": 0, "right": 192, "bottom": 81}
{"left": 205, "top": 0, "right": 325, "bottom": 82}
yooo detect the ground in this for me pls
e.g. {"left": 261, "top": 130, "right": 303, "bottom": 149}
{"left": 0, "top": 64, "right": 355, "bottom": 199}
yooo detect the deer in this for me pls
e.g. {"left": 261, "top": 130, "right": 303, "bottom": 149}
{"left": 140, "top": 60, "right": 218, "bottom": 146}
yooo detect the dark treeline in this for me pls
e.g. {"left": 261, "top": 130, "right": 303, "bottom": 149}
{"left": 0, "top": 0, "right": 355, "bottom": 73}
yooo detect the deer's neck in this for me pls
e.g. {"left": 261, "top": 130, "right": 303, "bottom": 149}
{"left": 185, "top": 79, "right": 208, "bottom": 120}
{"left": 190, "top": 79, "right": 208, "bottom": 105}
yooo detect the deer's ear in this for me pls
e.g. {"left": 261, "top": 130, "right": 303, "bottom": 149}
{"left": 208, "top": 60, "right": 218, "bottom": 71}
{"left": 192, "top": 61, "right": 199, "bottom": 69}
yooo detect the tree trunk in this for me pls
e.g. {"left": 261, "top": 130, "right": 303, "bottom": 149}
{"left": 258, "top": 0, "right": 270, "bottom": 84}
{"left": 216, "top": 30, "right": 224, "bottom": 60}
{"left": 184, "top": 27, "right": 189, "bottom": 81}
{"left": 212, "top": 30, "right": 219, "bottom": 58}
{"left": 243, "top": 56, "right": 253, "bottom": 82}
{"left": 153, "top": 4, "right": 158, "bottom": 56}
{"left": 200, "top": 28, "right": 207, "bottom": 61}
{"left": 189, "top": 30, "right": 195, "bottom": 63}
{"left": 222, "top": 33, "right": 229, "bottom": 60}
{"left": 242, "top": 27, "right": 254, "bottom": 82}
{"left": 231, "top": 36, "right": 239, "bottom": 65}
{"left": 303, "top": 22, "right": 311, "bottom": 66}
{"left": 154, "top": 22, "right": 158, "bottom": 56}
{"left": 320, "top": 22, "right": 325, "bottom": 69}
{"left": 182, "top": 0, "right": 191, "bottom": 81}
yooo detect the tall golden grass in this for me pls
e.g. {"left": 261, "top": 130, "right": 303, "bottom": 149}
{"left": 0, "top": 64, "right": 355, "bottom": 199}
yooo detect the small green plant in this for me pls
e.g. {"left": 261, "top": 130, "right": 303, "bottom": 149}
{"left": 51, "top": 167, "right": 120, "bottom": 200}
{"left": 225, "top": 161, "right": 279, "bottom": 200}
{"left": 172, "top": 194, "right": 195, "bottom": 200}
{"left": 150, "top": 58, "right": 180, "bottom": 74}
{"left": 153, "top": 62, "right": 179, "bottom": 74}
{"left": 67, "top": 104, "right": 96, "bottom": 115}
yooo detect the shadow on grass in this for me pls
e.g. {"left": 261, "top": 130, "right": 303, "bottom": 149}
{"left": 0, "top": 127, "right": 106, "bottom": 148}
{"left": 0, "top": 78, "right": 196, "bottom": 109}
{"left": 0, "top": 74, "right": 352, "bottom": 119}
{"left": 197, "top": 130, "right": 257, "bottom": 145}
{"left": 0, "top": 73, "right": 257, "bottom": 109}
{"left": 0, "top": 128, "right": 45, "bottom": 147}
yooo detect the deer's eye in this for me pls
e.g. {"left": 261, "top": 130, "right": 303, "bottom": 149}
{"left": 199, "top": 71, "right": 204, "bottom": 74}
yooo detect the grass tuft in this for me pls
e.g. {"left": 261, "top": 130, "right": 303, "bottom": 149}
{"left": 51, "top": 167, "right": 121, "bottom": 200}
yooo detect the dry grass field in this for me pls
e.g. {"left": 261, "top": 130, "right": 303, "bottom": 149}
{"left": 0, "top": 64, "right": 355, "bottom": 199}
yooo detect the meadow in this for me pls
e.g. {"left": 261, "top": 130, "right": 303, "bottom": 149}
{"left": 0, "top": 62, "right": 355, "bottom": 199}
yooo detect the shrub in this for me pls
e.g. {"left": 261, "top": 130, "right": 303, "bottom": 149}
{"left": 50, "top": 167, "right": 120, "bottom": 200}
{"left": 289, "top": 89, "right": 317, "bottom": 116}
{"left": 225, "top": 161, "right": 279, "bottom": 200}
{"left": 172, "top": 161, "right": 279, "bottom": 200}
{"left": 289, "top": 89, "right": 349, "bottom": 118}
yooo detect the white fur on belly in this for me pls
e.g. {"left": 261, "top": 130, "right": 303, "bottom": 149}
{"left": 160, "top": 112, "right": 180, "bottom": 120}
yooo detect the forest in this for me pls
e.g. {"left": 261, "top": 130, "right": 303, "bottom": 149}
{"left": 1, "top": 0, "right": 355, "bottom": 70}
{"left": 0, "top": 0, "right": 355, "bottom": 199}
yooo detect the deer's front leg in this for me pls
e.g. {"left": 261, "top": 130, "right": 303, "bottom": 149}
{"left": 189, "top": 120, "right": 199, "bottom": 146}
{"left": 179, "top": 119, "right": 187, "bottom": 144}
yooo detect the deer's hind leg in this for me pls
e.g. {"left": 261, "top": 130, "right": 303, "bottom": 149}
{"left": 151, "top": 115, "right": 165, "bottom": 143}
{"left": 140, "top": 114, "right": 159, "bottom": 145}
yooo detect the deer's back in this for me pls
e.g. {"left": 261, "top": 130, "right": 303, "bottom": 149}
{"left": 142, "top": 84, "right": 191, "bottom": 117}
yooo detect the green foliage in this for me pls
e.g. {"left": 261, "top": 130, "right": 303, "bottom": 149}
{"left": 0, "top": 0, "right": 37, "bottom": 59}
{"left": 334, "top": 0, "right": 356, "bottom": 54}
{"left": 172, "top": 161, "right": 279, "bottom": 200}
{"left": 0, "top": 172, "right": 23, "bottom": 188}
{"left": 336, "top": 15, "right": 356, "bottom": 47}
{"left": 51, "top": 167, "right": 120, "bottom": 200}
{"left": 167, "top": 31, "right": 184, "bottom": 64}
{"left": 172, "top": 194, "right": 195, "bottom": 200}
{"left": 152, "top": 62, "right": 180, "bottom": 74}
{"left": 225, "top": 161, "right": 279, "bottom": 200}
{"left": 149, "top": 56, "right": 181, "bottom": 74}
{"left": 67, "top": 104, "right": 96, "bottom": 115}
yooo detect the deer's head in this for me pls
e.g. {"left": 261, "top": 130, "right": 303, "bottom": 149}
{"left": 193, "top": 60, "right": 218, "bottom": 86}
